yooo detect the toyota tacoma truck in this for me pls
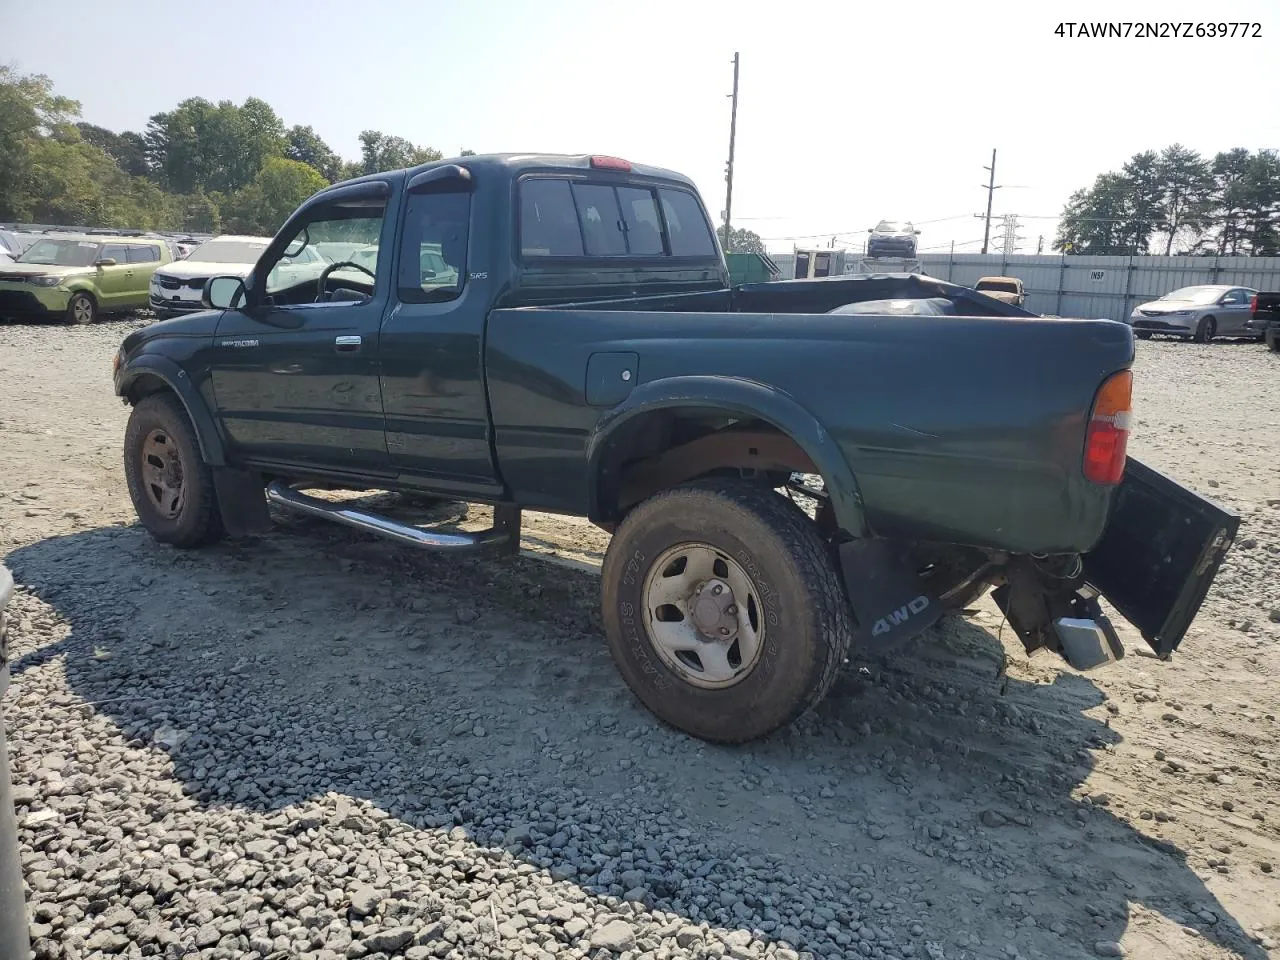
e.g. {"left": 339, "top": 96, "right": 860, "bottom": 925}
{"left": 112, "top": 154, "right": 1238, "bottom": 744}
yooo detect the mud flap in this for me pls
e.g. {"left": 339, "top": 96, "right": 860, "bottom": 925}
{"left": 1083, "top": 457, "right": 1239, "bottom": 657}
{"left": 838, "top": 539, "right": 943, "bottom": 649}
{"left": 212, "top": 468, "right": 271, "bottom": 537}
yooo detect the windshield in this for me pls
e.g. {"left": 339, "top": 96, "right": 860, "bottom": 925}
{"left": 977, "top": 279, "right": 1019, "bottom": 294}
{"left": 1161, "top": 286, "right": 1227, "bottom": 305}
{"left": 185, "top": 239, "right": 270, "bottom": 264}
{"left": 18, "top": 238, "right": 99, "bottom": 267}
{"left": 875, "top": 221, "right": 908, "bottom": 233}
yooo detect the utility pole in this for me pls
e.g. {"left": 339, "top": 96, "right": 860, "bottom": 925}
{"left": 722, "top": 52, "right": 740, "bottom": 252}
{"left": 1036, "top": 234, "right": 1044, "bottom": 255}
{"left": 981, "top": 148, "right": 997, "bottom": 254}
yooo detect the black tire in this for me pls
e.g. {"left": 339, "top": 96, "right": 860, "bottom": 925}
{"left": 1267, "top": 327, "right": 1280, "bottom": 353}
{"left": 64, "top": 292, "right": 96, "bottom": 325}
{"left": 1193, "top": 316, "right": 1216, "bottom": 343}
{"left": 1135, "top": 330, "right": 1153, "bottom": 340}
{"left": 123, "top": 393, "right": 224, "bottom": 548}
{"left": 600, "top": 478, "right": 852, "bottom": 744}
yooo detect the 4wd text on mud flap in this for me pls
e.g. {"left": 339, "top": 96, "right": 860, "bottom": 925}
{"left": 872, "top": 595, "right": 930, "bottom": 637}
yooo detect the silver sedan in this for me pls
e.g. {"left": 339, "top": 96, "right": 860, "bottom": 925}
{"left": 1128, "top": 285, "right": 1258, "bottom": 342}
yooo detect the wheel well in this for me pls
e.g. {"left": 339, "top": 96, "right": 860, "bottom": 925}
{"left": 594, "top": 409, "right": 820, "bottom": 527}
{"left": 124, "top": 373, "right": 173, "bottom": 406}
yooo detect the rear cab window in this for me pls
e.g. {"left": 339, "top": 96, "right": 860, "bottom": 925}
{"left": 519, "top": 175, "right": 718, "bottom": 261}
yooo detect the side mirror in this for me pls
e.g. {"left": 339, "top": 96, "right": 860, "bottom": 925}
{"left": 94, "top": 258, "right": 117, "bottom": 267}
{"left": 204, "top": 276, "right": 246, "bottom": 310}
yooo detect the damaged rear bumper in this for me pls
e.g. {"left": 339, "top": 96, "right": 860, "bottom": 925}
{"left": 838, "top": 456, "right": 1238, "bottom": 666}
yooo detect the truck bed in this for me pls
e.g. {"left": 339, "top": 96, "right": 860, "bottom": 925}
{"left": 485, "top": 281, "right": 1132, "bottom": 556}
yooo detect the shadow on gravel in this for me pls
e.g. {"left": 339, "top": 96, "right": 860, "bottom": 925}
{"left": 6, "top": 519, "right": 1266, "bottom": 960}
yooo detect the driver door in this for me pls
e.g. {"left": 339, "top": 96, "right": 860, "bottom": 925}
{"left": 208, "top": 182, "right": 394, "bottom": 477}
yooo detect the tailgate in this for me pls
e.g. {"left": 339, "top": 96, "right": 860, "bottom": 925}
{"left": 1082, "top": 457, "right": 1238, "bottom": 657}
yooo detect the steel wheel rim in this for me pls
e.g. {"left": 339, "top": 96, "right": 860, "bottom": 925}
{"left": 73, "top": 297, "right": 92, "bottom": 322}
{"left": 140, "top": 428, "right": 185, "bottom": 519}
{"left": 641, "top": 542, "right": 766, "bottom": 689}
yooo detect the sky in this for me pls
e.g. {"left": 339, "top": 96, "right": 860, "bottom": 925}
{"left": 4, "top": 0, "right": 1278, "bottom": 254}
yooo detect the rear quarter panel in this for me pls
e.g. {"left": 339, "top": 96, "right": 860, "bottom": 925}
{"left": 485, "top": 309, "right": 1135, "bottom": 553}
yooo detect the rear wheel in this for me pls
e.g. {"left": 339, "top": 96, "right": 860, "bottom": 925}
{"left": 1267, "top": 327, "right": 1280, "bottom": 352}
{"left": 1193, "top": 316, "right": 1216, "bottom": 343}
{"left": 124, "top": 393, "right": 224, "bottom": 547}
{"left": 1135, "top": 330, "right": 1152, "bottom": 340}
{"left": 601, "top": 478, "right": 851, "bottom": 744}
{"left": 64, "top": 293, "right": 96, "bottom": 325}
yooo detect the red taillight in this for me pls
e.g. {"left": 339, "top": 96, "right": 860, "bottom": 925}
{"left": 1251, "top": 293, "right": 1258, "bottom": 312}
{"left": 589, "top": 155, "right": 632, "bottom": 171}
{"left": 1083, "top": 370, "right": 1132, "bottom": 485}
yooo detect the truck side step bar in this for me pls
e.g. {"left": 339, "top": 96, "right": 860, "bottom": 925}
{"left": 265, "top": 481, "right": 521, "bottom": 554}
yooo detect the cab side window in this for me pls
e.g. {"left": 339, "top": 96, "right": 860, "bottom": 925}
{"left": 99, "top": 244, "right": 129, "bottom": 264}
{"left": 398, "top": 190, "right": 470, "bottom": 303}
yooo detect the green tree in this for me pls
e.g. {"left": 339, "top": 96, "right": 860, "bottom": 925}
{"left": 145, "top": 97, "right": 286, "bottom": 194}
{"left": 76, "top": 122, "right": 149, "bottom": 176}
{"left": 1239, "top": 150, "right": 1280, "bottom": 256}
{"left": 221, "top": 158, "right": 328, "bottom": 235}
{"left": 0, "top": 66, "right": 81, "bottom": 219}
{"left": 717, "top": 225, "right": 765, "bottom": 255}
{"left": 1154, "top": 144, "right": 1214, "bottom": 255}
{"left": 286, "top": 125, "right": 342, "bottom": 182}
{"left": 1118, "top": 151, "right": 1162, "bottom": 253}
{"left": 1206, "top": 148, "right": 1253, "bottom": 255}
{"left": 1054, "top": 173, "right": 1134, "bottom": 255}
{"left": 357, "top": 130, "right": 442, "bottom": 175}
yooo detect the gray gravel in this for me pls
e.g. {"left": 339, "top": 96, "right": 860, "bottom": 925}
{"left": 1, "top": 320, "right": 1278, "bottom": 960}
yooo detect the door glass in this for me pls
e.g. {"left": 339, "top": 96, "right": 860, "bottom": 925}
{"left": 398, "top": 190, "right": 469, "bottom": 302}
{"left": 265, "top": 201, "right": 386, "bottom": 300}
{"left": 100, "top": 244, "right": 129, "bottom": 264}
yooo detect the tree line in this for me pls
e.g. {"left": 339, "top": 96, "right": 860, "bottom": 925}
{"left": 0, "top": 66, "right": 467, "bottom": 237}
{"left": 1054, "top": 144, "right": 1280, "bottom": 256}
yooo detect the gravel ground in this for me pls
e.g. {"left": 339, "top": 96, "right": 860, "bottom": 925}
{"left": 1, "top": 317, "right": 1278, "bottom": 960}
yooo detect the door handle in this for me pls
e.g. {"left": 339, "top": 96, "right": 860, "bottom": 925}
{"left": 335, "top": 335, "right": 362, "bottom": 353}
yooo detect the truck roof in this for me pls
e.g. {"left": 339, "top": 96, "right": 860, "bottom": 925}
{"left": 329, "top": 153, "right": 700, "bottom": 193}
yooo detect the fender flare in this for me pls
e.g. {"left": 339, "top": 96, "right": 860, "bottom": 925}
{"left": 585, "top": 375, "right": 867, "bottom": 537}
{"left": 116, "top": 354, "right": 226, "bottom": 466}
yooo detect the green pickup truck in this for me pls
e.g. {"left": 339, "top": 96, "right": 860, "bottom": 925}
{"left": 112, "top": 154, "right": 1238, "bottom": 744}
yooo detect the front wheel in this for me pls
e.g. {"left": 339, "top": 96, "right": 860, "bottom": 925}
{"left": 601, "top": 479, "right": 852, "bottom": 744}
{"left": 1135, "top": 330, "right": 1153, "bottom": 340}
{"left": 64, "top": 293, "right": 96, "bottom": 325}
{"left": 1193, "top": 316, "right": 1216, "bottom": 343}
{"left": 123, "top": 393, "right": 224, "bottom": 547}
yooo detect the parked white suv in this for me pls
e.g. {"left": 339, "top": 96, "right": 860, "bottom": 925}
{"left": 148, "top": 235, "right": 327, "bottom": 319}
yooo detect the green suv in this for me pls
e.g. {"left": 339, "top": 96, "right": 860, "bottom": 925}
{"left": 0, "top": 234, "right": 172, "bottom": 324}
